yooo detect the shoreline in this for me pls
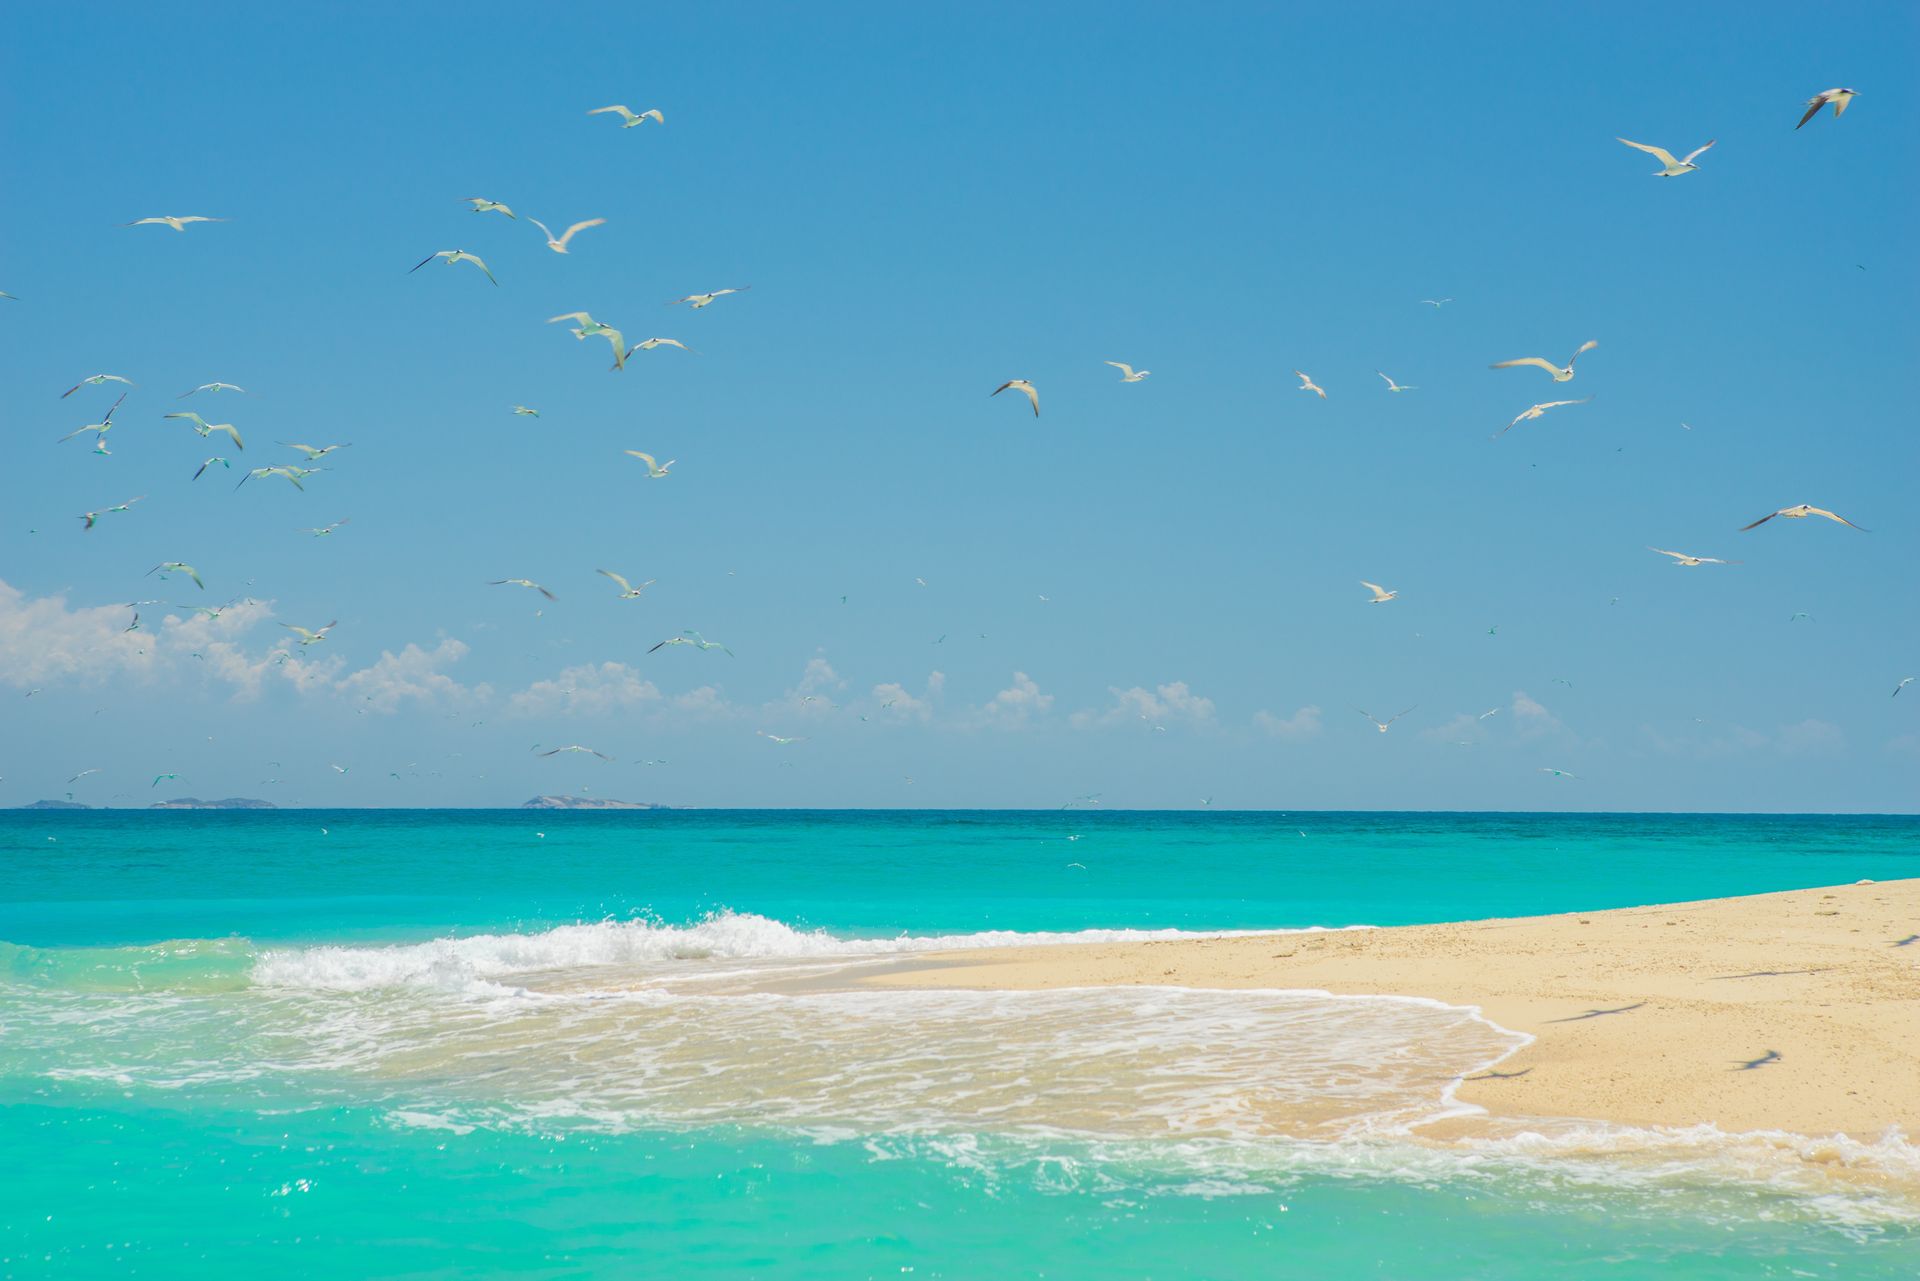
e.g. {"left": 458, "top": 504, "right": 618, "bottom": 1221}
{"left": 860, "top": 879, "right": 1920, "bottom": 1143}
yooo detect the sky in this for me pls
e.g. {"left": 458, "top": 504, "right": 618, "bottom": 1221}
{"left": 1, "top": 2, "right": 1914, "bottom": 811}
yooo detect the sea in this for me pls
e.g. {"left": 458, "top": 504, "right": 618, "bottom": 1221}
{"left": 2, "top": 809, "right": 1916, "bottom": 1279}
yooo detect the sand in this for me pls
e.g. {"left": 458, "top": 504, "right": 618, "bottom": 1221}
{"left": 864, "top": 879, "right": 1920, "bottom": 1140}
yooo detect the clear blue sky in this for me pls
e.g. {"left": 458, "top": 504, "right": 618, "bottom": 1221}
{"left": 2, "top": 2, "right": 1914, "bottom": 810}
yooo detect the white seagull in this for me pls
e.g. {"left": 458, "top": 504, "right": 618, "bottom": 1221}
{"left": 539, "top": 745, "right": 613, "bottom": 759}
{"left": 1419, "top": 298, "right": 1453, "bottom": 308}
{"left": 1104, "top": 361, "right": 1150, "bottom": 382}
{"left": 1358, "top": 707, "right": 1416, "bottom": 733}
{"left": 1360, "top": 580, "right": 1398, "bottom": 604}
{"left": 528, "top": 217, "right": 605, "bottom": 254}
{"left": 1492, "top": 341, "right": 1598, "bottom": 382}
{"left": 1616, "top": 136, "right": 1716, "bottom": 177}
{"left": 79, "top": 495, "right": 142, "bottom": 529}
{"left": 548, "top": 312, "right": 629, "bottom": 370}
{"left": 178, "top": 382, "right": 246, "bottom": 398}
{"left": 1648, "top": 547, "right": 1738, "bottom": 567}
{"left": 280, "top": 442, "right": 346, "bottom": 460}
{"left": 490, "top": 578, "right": 557, "bottom": 601}
{"left": 464, "top": 197, "right": 515, "bottom": 218}
{"left": 1739, "top": 504, "right": 1868, "bottom": 532}
{"left": 1797, "top": 88, "right": 1858, "bottom": 130}
{"left": 1294, "top": 370, "right": 1327, "bottom": 399}
{"left": 59, "top": 393, "right": 127, "bottom": 444}
{"left": 60, "top": 373, "right": 135, "bottom": 399}
{"left": 588, "top": 105, "right": 664, "bottom": 128}
{"left": 1497, "top": 396, "right": 1591, "bottom": 437}
{"left": 147, "top": 562, "right": 205, "bottom": 589}
{"left": 409, "top": 250, "right": 497, "bottom": 285}
{"left": 666, "top": 287, "right": 748, "bottom": 309}
{"left": 165, "top": 411, "right": 245, "bottom": 449}
{"left": 597, "top": 570, "right": 655, "bottom": 599}
{"left": 1891, "top": 677, "right": 1913, "bottom": 699}
{"left": 512, "top": 405, "right": 540, "bottom": 417}
{"left": 121, "top": 215, "right": 225, "bottom": 231}
{"left": 624, "top": 450, "right": 675, "bottom": 477}
{"left": 648, "top": 631, "right": 732, "bottom": 656}
{"left": 992, "top": 379, "right": 1040, "bottom": 416}
{"left": 281, "top": 620, "right": 337, "bottom": 646}
{"left": 629, "top": 337, "right": 695, "bottom": 353}
{"left": 1376, "top": 371, "right": 1416, "bottom": 392}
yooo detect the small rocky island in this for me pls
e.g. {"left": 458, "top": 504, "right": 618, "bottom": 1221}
{"left": 18, "top": 799, "right": 92, "bottom": 810}
{"left": 521, "top": 796, "right": 663, "bottom": 810}
{"left": 148, "top": 798, "right": 278, "bottom": 810}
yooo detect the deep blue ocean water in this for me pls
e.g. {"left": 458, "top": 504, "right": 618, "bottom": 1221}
{"left": 3, "top": 810, "right": 1916, "bottom": 1279}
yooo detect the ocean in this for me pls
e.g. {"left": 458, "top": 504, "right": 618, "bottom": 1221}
{"left": 3, "top": 809, "right": 1916, "bottom": 1279}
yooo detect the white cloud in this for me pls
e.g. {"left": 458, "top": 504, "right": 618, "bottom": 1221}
{"left": 1074, "top": 681, "right": 1216, "bottom": 729}
{"left": 336, "top": 638, "right": 487, "bottom": 714}
{"left": 870, "top": 671, "right": 943, "bottom": 721}
{"left": 1511, "top": 690, "right": 1564, "bottom": 739}
{"left": 970, "top": 671, "right": 1053, "bottom": 727}
{"left": 672, "top": 684, "right": 739, "bottom": 718}
{"left": 1254, "top": 705, "right": 1323, "bottom": 740}
{"left": 0, "top": 580, "right": 158, "bottom": 686}
{"left": 794, "top": 657, "right": 844, "bottom": 695}
{"left": 509, "top": 662, "right": 661, "bottom": 717}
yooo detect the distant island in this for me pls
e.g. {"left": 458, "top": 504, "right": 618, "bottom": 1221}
{"left": 149, "top": 798, "right": 278, "bottom": 810}
{"left": 521, "top": 796, "right": 663, "bottom": 810}
{"left": 18, "top": 799, "right": 92, "bottom": 810}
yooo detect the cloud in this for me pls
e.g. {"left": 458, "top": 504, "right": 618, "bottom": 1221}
{"left": 1511, "top": 690, "right": 1565, "bottom": 739}
{"left": 793, "top": 657, "right": 844, "bottom": 695}
{"left": 1253, "top": 705, "right": 1323, "bottom": 740}
{"left": 1419, "top": 712, "right": 1482, "bottom": 744}
{"left": 335, "top": 638, "right": 487, "bottom": 714}
{"left": 1074, "top": 681, "right": 1216, "bottom": 729}
{"left": 1772, "top": 718, "right": 1844, "bottom": 758}
{"left": 969, "top": 671, "right": 1053, "bottom": 727}
{"left": 870, "top": 671, "right": 945, "bottom": 721}
{"left": 0, "top": 580, "right": 158, "bottom": 686}
{"left": 509, "top": 662, "right": 661, "bottom": 717}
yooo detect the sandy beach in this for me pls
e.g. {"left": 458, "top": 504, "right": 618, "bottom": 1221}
{"left": 865, "top": 879, "right": 1920, "bottom": 1141}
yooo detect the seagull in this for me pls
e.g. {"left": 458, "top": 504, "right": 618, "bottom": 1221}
{"left": 1419, "top": 298, "right": 1453, "bottom": 308}
{"left": 597, "top": 570, "right": 655, "bottom": 599}
{"left": 588, "top": 105, "right": 664, "bottom": 128}
{"left": 121, "top": 215, "right": 226, "bottom": 231}
{"left": 60, "top": 373, "right": 135, "bottom": 399}
{"left": 192, "top": 457, "right": 230, "bottom": 480}
{"left": 757, "top": 731, "right": 807, "bottom": 745}
{"left": 1492, "top": 341, "right": 1598, "bottom": 382}
{"left": 992, "top": 379, "right": 1040, "bottom": 416}
{"left": 1376, "top": 371, "right": 1416, "bottom": 392}
{"left": 1360, "top": 580, "right": 1398, "bottom": 604}
{"left": 648, "top": 631, "right": 732, "bottom": 656}
{"left": 1893, "top": 677, "right": 1914, "bottom": 699}
{"left": 0, "top": 290, "right": 16, "bottom": 300}
{"left": 1294, "top": 370, "right": 1327, "bottom": 399}
{"left": 490, "top": 578, "right": 557, "bottom": 601}
{"left": 1616, "top": 136, "right": 1716, "bottom": 177}
{"left": 1540, "top": 767, "right": 1578, "bottom": 779}
{"left": 629, "top": 337, "right": 695, "bottom": 353}
{"left": 528, "top": 216, "right": 605, "bottom": 254}
{"left": 547, "top": 312, "right": 629, "bottom": 369}
{"left": 1358, "top": 707, "right": 1416, "bottom": 733}
{"left": 79, "top": 495, "right": 143, "bottom": 529}
{"left": 624, "top": 450, "right": 675, "bottom": 477}
{"left": 236, "top": 466, "right": 305, "bottom": 490}
{"left": 464, "top": 197, "right": 515, "bottom": 218}
{"left": 1479, "top": 708, "right": 1501, "bottom": 719}
{"left": 68, "top": 769, "right": 100, "bottom": 784}
{"left": 280, "top": 442, "right": 346, "bottom": 460}
{"left": 59, "top": 393, "right": 127, "bottom": 444}
{"left": 666, "top": 287, "right": 748, "bottom": 309}
{"left": 281, "top": 620, "right": 337, "bottom": 646}
{"left": 539, "top": 745, "right": 613, "bottom": 759}
{"left": 164, "top": 411, "right": 245, "bottom": 449}
{"left": 301, "top": 520, "right": 350, "bottom": 536}
{"left": 152, "top": 774, "right": 179, "bottom": 788}
{"left": 512, "top": 405, "right": 540, "bottom": 417}
{"left": 1497, "top": 396, "right": 1591, "bottom": 437}
{"left": 177, "top": 382, "right": 246, "bottom": 398}
{"left": 1739, "top": 505, "right": 1868, "bottom": 532}
{"left": 1648, "top": 547, "right": 1738, "bottom": 567}
{"left": 147, "top": 562, "right": 205, "bottom": 589}
{"left": 1104, "top": 361, "right": 1150, "bottom": 382}
{"left": 409, "top": 250, "right": 497, "bottom": 285}
{"left": 1796, "top": 88, "right": 1858, "bottom": 130}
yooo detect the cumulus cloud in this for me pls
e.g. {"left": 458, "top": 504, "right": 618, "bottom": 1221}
{"left": 1510, "top": 690, "right": 1565, "bottom": 739}
{"left": 336, "top": 638, "right": 487, "bottom": 714}
{"left": 969, "top": 671, "right": 1053, "bottom": 727}
{"left": 1253, "top": 705, "right": 1323, "bottom": 739}
{"left": 509, "top": 662, "right": 662, "bottom": 717}
{"left": 869, "top": 671, "right": 945, "bottom": 721}
{"left": 0, "top": 580, "right": 160, "bottom": 686}
{"left": 1074, "top": 681, "right": 1216, "bottom": 729}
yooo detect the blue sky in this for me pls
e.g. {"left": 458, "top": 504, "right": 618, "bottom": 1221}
{"left": 1, "top": 2, "right": 1914, "bottom": 810}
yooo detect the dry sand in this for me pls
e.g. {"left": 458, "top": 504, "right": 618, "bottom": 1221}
{"left": 864, "top": 879, "right": 1920, "bottom": 1140}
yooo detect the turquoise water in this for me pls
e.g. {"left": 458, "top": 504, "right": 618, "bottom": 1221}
{"left": 3, "top": 810, "right": 1917, "bottom": 1279}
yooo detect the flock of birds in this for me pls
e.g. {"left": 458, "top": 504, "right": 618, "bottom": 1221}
{"left": 12, "top": 82, "right": 1910, "bottom": 800}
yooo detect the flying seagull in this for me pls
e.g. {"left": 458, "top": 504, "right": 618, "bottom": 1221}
{"left": 178, "top": 382, "right": 246, "bottom": 398}
{"left": 79, "top": 495, "right": 142, "bottom": 530}
{"left": 280, "top": 442, "right": 346, "bottom": 460}
{"left": 1294, "top": 370, "right": 1327, "bottom": 399}
{"left": 1376, "top": 371, "right": 1416, "bottom": 392}
{"left": 60, "top": 373, "right": 135, "bottom": 399}
{"left": 1616, "top": 136, "right": 1716, "bottom": 177}
{"left": 623, "top": 450, "right": 675, "bottom": 477}
{"left": 597, "top": 570, "right": 655, "bottom": 599}
{"left": 1357, "top": 707, "right": 1416, "bottom": 733}
{"left": 547, "top": 311, "right": 629, "bottom": 369}
{"left": 464, "top": 197, "right": 515, "bottom": 218}
{"left": 588, "top": 105, "right": 664, "bottom": 128}
{"left": 236, "top": 466, "right": 307, "bottom": 490}
{"left": 512, "top": 405, "right": 540, "bottom": 417}
{"left": 539, "top": 745, "right": 613, "bottom": 759}
{"left": 490, "top": 578, "right": 557, "bottom": 601}
{"left": 1104, "top": 361, "right": 1150, "bottom": 382}
{"left": 629, "top": 337, "right": 695, "bottom": 353}
{"left": 1540, "top": 767, "right": 1579, "bottom": 779}
{"left": 1492, "top": 341, "right": 1598, "bottom": 382}
{"left": 192, "top": 456, "right": 230, "bottom": 480}
{"left": 58, "top": 393, "right": 127, "bottom": 444}
{"left": 1893, "top": 677, "right": 1914, "bottom": 699}
{"left": 1739, "top": 504, "right": 1867, "bottom": 532}
{"left": 301, "top": 520, "right": 350, "bottom": 537}
{"left": 1419, "top": 298, "right": 1453, "bottom": 308}
{"left": 666, "top": 287, "right": 748, "bottom": 309}
{"left": 146, "top": 562, "right": 204, "bottom": 589}
{"left": 529, "top": 216, "right": 605, "bottom": 254}
{"left": 152, "top": 774, "right": 179, "bottom": 788}
{"left": 991, "top": 379, "right": 1040, "bottom": 416}
{"left": 1796, "top": 88, "right": 1857, "bottom": 130}
{"left": 1648, "top": 547, "right": 1738, "bottom": 567}
{"left": 757, "top": 731, "right": 808, "bottom": 745}
{"left": 1360, "top": 580, "right": 1398, "bottom": 604}
{"left": 648, "top": 631, "right": 732, "bottom": 656}
{"left": 121, "top": 215, "right": 226, "bottom": 231}
{"left": 164, "top": 411, "right": 245, "bottom": 449}
{"left": 1497, "top": 396, "right": 1591, "bottom": 437}
{"left": 280, "top": 620, "right": 337, "bottom": 646}
{"left": 409, "top": 250, "right": 497, "bottom": 285}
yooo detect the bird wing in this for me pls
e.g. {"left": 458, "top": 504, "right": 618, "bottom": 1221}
{"left": 557, "top": 219, "right": 605, "bottom": 246}
{"left": 1376, "top": 371, "right": 1393, "bottom": 387}
{"left": 1491, "top": 357, "right": 1559, "bottom": 374}
{"left": 535, "top": 584, "right": 557, "bottom": 600}
{"left": 1105, "top": 361, "right": 1134, "bottom": 376}
{"left": 1680, "top": 138, "right": 1716, "bottom": 165}
{"left": 1738, "top": 511, "right": 1779, "bottom": 531}
{"left": 1020, "top": 383, "right": 1039, "bottom": 415}
{"left": 458, "top": 254, "right": 498, "bottom": 285}
{"left": 409, "top": 252, "right": 442, "bottom": 273}
{"left": 598, "top": 570, "right": 632, "bottom": 592}
{"left": 1809, "top": 507, "right": 1867, "bottom": 529}
{"left": 1570, "top": 340, "right": 1599, "bottom": 362}
{"left": 1647, "top": 547, "right": 1685, "bottom": 560}
{"left": 1616, "top": 137, "right": 1680, "bottom": 168}
{"left": 527, "top": 217, "right": 553, "bottom": 241}
{"left": 646, "top": 640, "right": 667, "bottom": 654}
{"left": 1795, "top": 98, "right": 1824, "bottom": 129}
{"left": 548, "top": 311, "right": 594, "bottom": 325}
{"left": 1360, "top": 580, "right": 1386, "bottom": 597}
{"left": 217, "top": 424, "right": 244, "bottom": 449}
{"left": 641, "top": 110, "right": 664, "bottom": 124}
{"left": 626, "top": 451, "right": 658, "bottom": 468}
{"left": 588, "top": 105, "right": 632, "bottom": 118}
